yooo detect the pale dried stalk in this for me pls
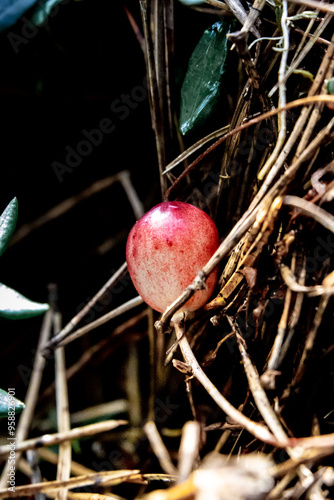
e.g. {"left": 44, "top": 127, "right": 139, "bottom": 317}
{"left": 165, "top": 95, "right": 334, "bottom": 202}
{"left": 228, "top": 318, "right": 289, "bottom": 443}
{"left": 294, "top": 431, "right": 334, "bottom": 450}
{"left": 272, "top": 447, "right": 334, "bottom": 479}
{"left": 173, "top": 321, "right": 284, "bottom": 446}
{"left": 118, "top": 170, "right": 145, "bottom": 220}
{"left": 25, "top": 450, "right": 43, "bottom": 497}
{"left": 0, "top": 420, "right": 128, "bottom": 458}
{"left": 257, "top": 0, "right": 289, "bottom": 181}
{"left": 268, "top": 12, "right": 333, "bottom": 97}
{"left": 40, "top": 311, "right": 147, "bottom": 401}
{"left": 283, "top": 195, "right": 334, "bottom": 233}
{"left": 156, "top": 113, "right": 334, "bottom": 332}
{"left": 140, "top": 0, "right": 168, "bottom": 198}
{"left": 54, "top": 295, "right": 144, "bottom": 349}
{"left": 163, "top": 1, "right": 175, "bottom": 139}
{"left": 61, "top": 492, "right": 126, "bottom": 500}
{"left": 270, "top": 466, "right": 328, "bottom": 500}
{"left": 276, "top": 260, "right": 306, "bottom": 368}
{"left": 0, "top": 310, "right": 53, "bottom": 487}
{"left": 37, "top": 448, "right": 95, "bottom": 477}
{"left": 287, "top": 0, "right": 334, "bottom": 14}
{"left": 177, "top": 421, "right": 201, "bottom": 484}
{"left": 205, "top": 0, "right": 261, "bottom": 37}
{"left": 206, "top": 196, "right": 282, "bottom": 310}
{"left": 291, "top": 6, "right": 320, "bottom": 63}
{"left": 54, "top": 311, "right": 71, "bottom": 500}
{"left": 256, "top": 32, "right": 334, "bottom": 192}
{"left": 218, "top": 236, "right": 246, "bottom": 287}
{"left": 71, "top": 401, "right": 129, "bottom": 425}
{"left": 266, "top": 255, "right": 295, "bottom": 371}
{"left": 152, "top": 0, "right": 172, "bottom": 185}
{"left": 0, "top": 470, "right": 142, "bottom": 499}
{"left": 280, "top": 265, "right": 334, "bottom": 296}
{"left": 16, "top": 457, "right": 34, "bottom": 480}
{"left": 228, "top": 319, "right": 326, "bottom": 494}
{"left": 42, "top": 261, "right": 128, "bottom": 354}
{"left": 144, "top": 421, "right": 178, "bottom": 476}
{"left": 162, "top": 125, "right": 229, "bottom": 176}
{"left": 126, "top": 343, "right": 142, "bottom": 428}
{"left": 291, "top": 294, "right": 331, "bottom": 388}
{"left": 241, "top": 0, "right": 266, "bottom": 35}
{"left": 295, "top": 61, "right": 334, "bottom": 162}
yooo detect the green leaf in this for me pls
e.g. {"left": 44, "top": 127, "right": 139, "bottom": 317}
{"left": 0, "top": 388, "right": 25, "bottom": 418}
{"left": 0, "top": 283, "right": 49, "bottom": 320}
{"left": 29, "top": 0, "right": 66, "bottom": 27}
{"left": 179, "top": 20, "right": 234, "bottom": 136}
{"left": 0, "top": 0, "right": 38, "bottom": 32}
{"left": 327, "top": 77, "right": 334, "bottom": 95}
{"left": 0, "top": 197, "right": 18, "bottom": 257}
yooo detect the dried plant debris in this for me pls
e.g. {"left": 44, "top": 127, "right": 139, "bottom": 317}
{"left": 145, "top": 452, "right": 275, "bottom": 500}
{"left": 1, "top": 0, "right": 334, "bottom": 499}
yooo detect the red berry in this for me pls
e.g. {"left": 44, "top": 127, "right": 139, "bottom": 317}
{"left": 126, "top": 201, "right": 220, "bottom": 313}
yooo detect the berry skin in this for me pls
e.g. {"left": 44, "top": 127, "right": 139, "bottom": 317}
{"left": 126, "top": 201, "right": 220, "bottom": 313}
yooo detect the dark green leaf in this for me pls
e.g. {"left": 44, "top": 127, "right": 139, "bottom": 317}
{"left": 0, "top": 388, "right": 25, "bottom": 418}
{"left": 0, "top": 282, "right": 49, "bottom": 319}
{"left": 179, "top": 20, "right": 233, "bottom": 136}
{"left": 0, "top": 197, "right": 18, "bottom": 257}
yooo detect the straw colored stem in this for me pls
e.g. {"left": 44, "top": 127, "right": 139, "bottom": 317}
{"left": 0, "top": 310, "right": 53, "bottom": 487}
{"left": 173, "top": 321, "right": 283, "bottom": 446}
{"left": 54, "top": 311, "right": 71, "bottom": 500}
{"left": 0, "top": 420, "right": 128, "bottom": 458}
{"left": 42, "top": 262, "right": 129, "bottom": 354}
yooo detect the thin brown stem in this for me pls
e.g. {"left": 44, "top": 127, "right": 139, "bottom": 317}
{"left": 0, "top": 310, "right": 53, "bottom": 487}
{"left": 173, "top": 321, "right": 285, "bottom": 447}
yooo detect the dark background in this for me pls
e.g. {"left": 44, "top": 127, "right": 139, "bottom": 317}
{"left": 0, "top": 0, "right": 156, "bottom": 307}
{"left": 1, "top": 3, "right": 334, "bottom": 491}
{"left": 0, "top": 0, "right": 217, "bottom": 410}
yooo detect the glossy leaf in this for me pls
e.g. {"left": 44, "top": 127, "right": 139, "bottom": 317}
{"left": 0, "top": 197, "right": 18, "bottom": 258}
{"left": 0, "top": 388, "right": 25, "bottom": 418}
{"left": 30, "top": 0, "right": 67, "bottom": 26}
{"left": 177, "top": 0, "right": 205, "bottom": 5}
{"left": 0, "top": 282, "right": 49, "bottom": 320}
{"left": 179, "top": 20, "right": 233, "bottom": 136}
{"left": 0, "top": 0, "right": 38, "bottom": 32}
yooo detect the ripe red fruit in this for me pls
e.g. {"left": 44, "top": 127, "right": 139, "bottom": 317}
{"left": 126, "top": 201, "right": 220, "bottom": 313}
